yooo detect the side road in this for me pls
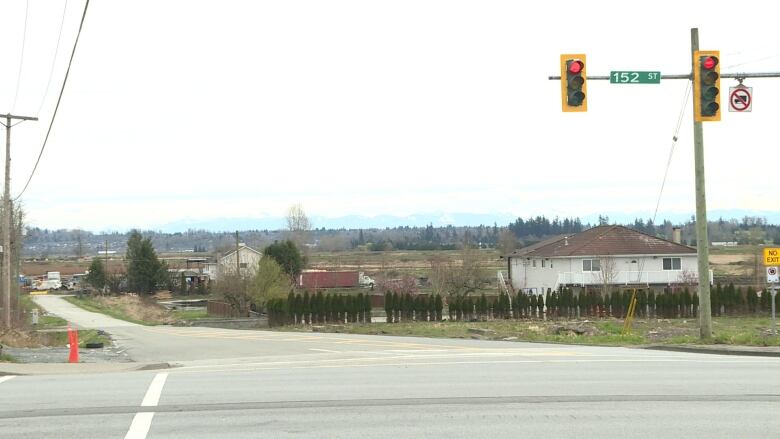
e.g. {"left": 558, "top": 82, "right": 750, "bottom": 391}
{"left": 33, "top": 295, "right": 139, "bottom": 329}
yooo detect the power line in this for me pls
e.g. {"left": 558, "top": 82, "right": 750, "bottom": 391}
{"left": 11, "top": 0, "right": 31, "bottom": 113}
{"left": 36, "top": 0, "right": 70, "bottom": 116}
{"left": 651, "top": 80, "right": 691, "bottom": 225}
{"left": 15, "top": 0, "right": 90, "bottom": 201}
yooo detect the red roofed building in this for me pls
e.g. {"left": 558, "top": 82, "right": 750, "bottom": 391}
{"left": 503, "top": 225, "right": 711, "bottom": 294}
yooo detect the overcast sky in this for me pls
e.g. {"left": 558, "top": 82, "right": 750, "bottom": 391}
{"left": 1, "top": 0, "right": 778, "bottom": 231}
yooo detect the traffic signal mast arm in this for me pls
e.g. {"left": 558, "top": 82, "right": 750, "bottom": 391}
{"left": 548, "top": 72, "right": 780, "bottom": 80}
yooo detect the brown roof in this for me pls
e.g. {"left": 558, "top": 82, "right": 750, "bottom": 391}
{"left": 509, "top": 225, "right": 695, "bottom": 258}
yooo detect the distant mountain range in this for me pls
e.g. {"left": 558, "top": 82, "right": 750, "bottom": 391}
{"left": 155, "top": 209, "right": 780, "bottom": 233}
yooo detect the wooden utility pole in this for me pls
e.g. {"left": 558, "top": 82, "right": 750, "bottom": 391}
{"left": 1, "top": 114, "right": 37, "bottom": 329}
{"left": 235, "top": 231, "right": 241, "bottom": 277}
{"left": 690, "top": 28, "right": 712, "bottom": 339}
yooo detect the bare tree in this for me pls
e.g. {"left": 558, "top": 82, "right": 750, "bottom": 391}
{"left": 428, "top": 247, "right": 487, "bottom": 298}
{"left": 597, "top": 256, "right": 618, "bottom": 297}
{"left": 497, "top": 229, "right": 519, "bottom": 255}
{"left": 75, "top": 229, "right": 84, "bottom": 259}
{"left": 286, "top": 203, "right": 311, "bottom": 244}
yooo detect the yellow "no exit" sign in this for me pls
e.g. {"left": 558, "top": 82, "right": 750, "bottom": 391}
{"left": 766, "top": 248, "right": 780, "bottom": 265}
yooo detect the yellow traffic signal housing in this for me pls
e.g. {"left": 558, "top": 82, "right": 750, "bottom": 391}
{"left": 560, "top": 54, "right": 587, "bottom": 112}
{"left": 693, "top": 50, "right": 720, "bottom": 122}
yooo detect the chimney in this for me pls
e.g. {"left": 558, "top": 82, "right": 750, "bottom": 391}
{"left": 672, "top": 227, "right": 682, "bottom": 244}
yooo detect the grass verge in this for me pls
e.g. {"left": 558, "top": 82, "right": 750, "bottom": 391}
{"left": 272, "top": 316, "right": 780, "bottom": 347}
{"left": 21, "top": 294, "right": 68, "bottom": 328}
{"left": 170, "top": 309, "right": 209, "bottom": 321}
{"left": 64, "top": 295, "right": 171, "bottom": 325}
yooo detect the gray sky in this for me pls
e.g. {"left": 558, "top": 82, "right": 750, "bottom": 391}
{"left": 1, "top": 0, "right": 778, "bottom": 231}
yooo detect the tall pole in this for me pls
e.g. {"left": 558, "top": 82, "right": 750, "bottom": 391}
{"left": 691, "top": 29, "right": 712, "bottom": 339}
{"left": 235, "top": 231, "right": 241, "bottom": 277}
{"left": 3, "top": 115, "right": 10, "bottom": 328}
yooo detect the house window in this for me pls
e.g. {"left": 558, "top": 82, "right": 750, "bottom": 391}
{"left": 240, "top": 262, "right": 248, "bottom": 269}
{"left": 541, "top": 259, "right": 546, "bottom": 268}
{"left": 532, "top": 259, "right": 536, "bottom": 268}
{"left": 582, "top": 259, "right": 601, "bottom": 272}
{"left": 662, "top": 257, "right": 681, "bottom": 270}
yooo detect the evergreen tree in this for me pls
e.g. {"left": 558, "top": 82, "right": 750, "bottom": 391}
{"left": 479, "top": 294, "right": 488, "bottom": 321}
{"left": 287, "top": 291, "right": 295, "bottom": 324}
{"left": 392, "top": 292, "right": 400, "bottom": 323}
{"left": 536, "top": 294, "right": 544, "bottom": 318}
{"left": 545, "top": 290, "right": 551, "bottom": 318}
{"left": 465, "top": 296, "right": 474, "bottom": 321}
{"left": 302, "top": 291, "right": 311, "bottom": 324}
{"left": 760, "top": 285, "right": 770, "bottom": 312}
{"left": 647, "top": 290, "right": 656, "bottom": 318}
{"left": 126, "top": 230, "right": 167, "bottom": 293}
{"left": 713, "top": 284, "right": 722, "bottom": 316}
{"left": 356, "top": 293, "right": 364, "bottom": 322}
{"left": 637, "top": 290, "right": 647, "bottom": 318}
{"left": 419, "top": 295, "right": 428, "bottom": 321}
{"left": 85, "top": 258, "right": 107, "bottom": 290}
{"left": 746, "top": 286, "right": 757, "bottom": 314}
{"left": 596, "top": 293, "right": 605, "bottom": 318}
{"left": 323, "top": 294, "right": 331, "bottom": 323}
{"left": 263, "top": 240, "right": 305, "bottom": 282}
{"left": 293, "top": 293, "right": 303, "bottom": 324}
{"left": 384, "top": 292, "right": 393, "bottom": 323}
{"left": 434, "top": 294, "right": 443, "bottom": 321}
{"left": 364, "top": 293, "right": 372, "bottom": 323}
{"left": 315, "top": 291, "right": 325, "bottom": 323}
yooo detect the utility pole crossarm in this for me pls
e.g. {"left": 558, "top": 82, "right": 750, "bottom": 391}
{"left": 1, "top": 114, "right": 39, "bottom": 127}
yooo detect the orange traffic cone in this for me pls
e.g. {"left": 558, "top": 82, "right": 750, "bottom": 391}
{"left": 67, "top": 324, "right": 79, "bottom": 363}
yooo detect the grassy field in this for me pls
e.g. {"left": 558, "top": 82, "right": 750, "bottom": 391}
{"left": 274, "top": 316, "right": 780, "bottom": 347}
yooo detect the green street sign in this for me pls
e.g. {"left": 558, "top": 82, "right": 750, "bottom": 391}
{"left": 610, "top": 71, "right": 661, "bottom": 84}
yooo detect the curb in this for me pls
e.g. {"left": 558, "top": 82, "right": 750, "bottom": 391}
{"left": 642, "top": 345, "right": 780, "bottom": 358}
{"left": 0, "top": 362, "right": 173, "bottom": 376}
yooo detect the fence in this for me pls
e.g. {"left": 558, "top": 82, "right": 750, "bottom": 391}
{"left": 207, "top": 300, "right": 247, "bottom": 318}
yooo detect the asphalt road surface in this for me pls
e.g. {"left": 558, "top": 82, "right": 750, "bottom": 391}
{"left": 1, "top": 295, "right": 776, "bottom": 438}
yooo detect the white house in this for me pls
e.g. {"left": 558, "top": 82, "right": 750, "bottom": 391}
{"left": 503, "top": 225, "right": 712, "bottom": 294}
{"left": 217, "top": 244, "right": 262, "bottom": 279}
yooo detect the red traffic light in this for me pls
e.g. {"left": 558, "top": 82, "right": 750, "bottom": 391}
{"left": 702, "top": 56, "right": 717, "bottom": 70}
{"left": 568, "top": 60, "right": 583, "bottom": 74}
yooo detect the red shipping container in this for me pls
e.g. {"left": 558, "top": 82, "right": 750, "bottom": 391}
{"left": 298, "top": 271, "right": 359, "bottom": 289}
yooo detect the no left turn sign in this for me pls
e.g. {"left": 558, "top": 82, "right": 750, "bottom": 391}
{"left": 729, "top": 86, "right": 752, "bottom": 112}
{"left": 768, "top": 266, "right": 779, "bottom": 283}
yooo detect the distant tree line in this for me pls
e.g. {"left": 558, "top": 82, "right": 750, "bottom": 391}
{"left": 22, "top": 215, "right": 780, "bottom": 258}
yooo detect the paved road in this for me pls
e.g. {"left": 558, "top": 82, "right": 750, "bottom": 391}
{"left": 7, "top": 295, "right": 777, "bottom": 438}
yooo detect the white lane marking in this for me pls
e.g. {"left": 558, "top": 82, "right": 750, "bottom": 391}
{"left": 141, "top": 373, "right": 169, "bottom": 407}
{"left": 0, "top": 376, "right": 16, "bottom": 384}
{"left": 124, "top": 412, "right": 155, "bottom": 439}
{"left": 310, "top": 348, "right": 340, "bottom": 353}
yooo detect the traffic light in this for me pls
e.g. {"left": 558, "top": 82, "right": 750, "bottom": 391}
{"left": 693, "top": 50, "right": 720, "bottom": 122}
{"left": 560, "top": 54, "right": 587, "bottom": 112}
